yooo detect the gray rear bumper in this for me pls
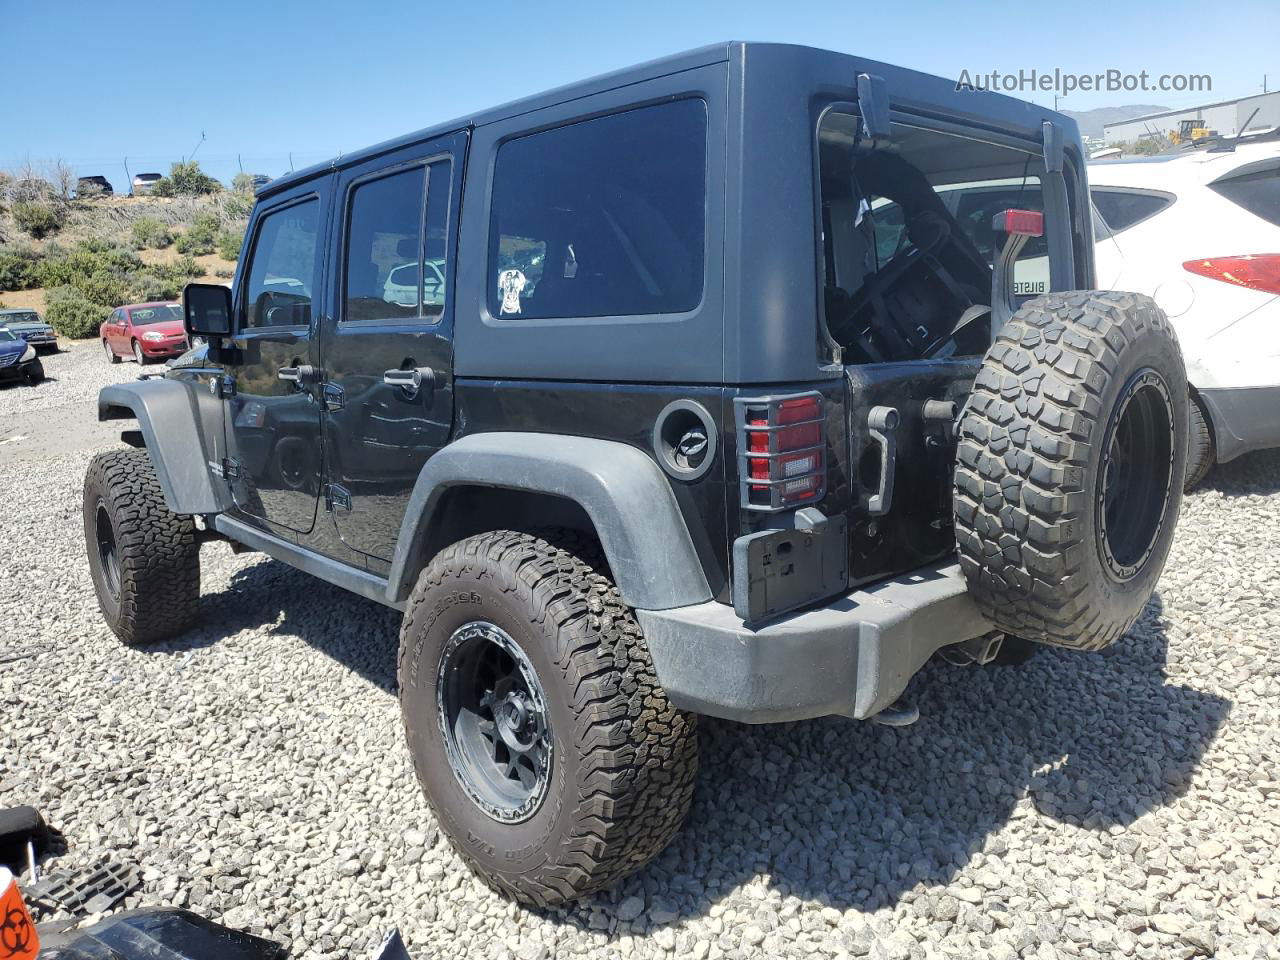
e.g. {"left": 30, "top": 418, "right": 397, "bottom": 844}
{"left": 1198, "top": 385, "right": 1280, "bottom": 464}
{"left": 636, "top": 562, "right": 995, "bottom": 724}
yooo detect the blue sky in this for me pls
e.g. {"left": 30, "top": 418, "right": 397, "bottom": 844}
{"left": 4, "top": 0, "right": 1276, "bottom": 191}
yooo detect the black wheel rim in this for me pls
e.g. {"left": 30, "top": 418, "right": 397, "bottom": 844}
{"left": 436, "top": 621, "right": 552, "bottom": 823}
{"left": 1097, "top": 368, "right": 1176, "bottom": 581}
{"left": 95, "top": 502, "right": 122, "bottom": 601}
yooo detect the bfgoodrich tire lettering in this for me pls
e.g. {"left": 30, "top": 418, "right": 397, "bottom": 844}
{"left": 954, "top": 291, "right": 1187, "bottom": 651}
{"left": 398, "top": 530, "right": 697, "bottom": 907}
{"left": 83, "top": 448, "right": 201, "bottom": 645}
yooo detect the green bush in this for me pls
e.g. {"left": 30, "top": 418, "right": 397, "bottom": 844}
{"left": 216, "top": 228, "right": 244, "bottom": 261}
{"left": 37, "top": 240, "right": 140, "bottom": 288}
{"left": 13, "top": 200, "right": 66, "bottom": 238}
{"left": 174, "top": 211, "right": 220, "bottom": 256}
{"left": 132, "top": 255, "right": 204, "bottom": 302}
{"left": 152, "top": 161, "right": 221, "bottom": 197}
{"left": 224, "top": 191, "right": 254, "bottom": 219}
{"left": 45, "top": 286, "right": 109, "bottom": 339}
{"left": 0, "top": 245, "right": 42, "bottom": 291}
{"left": 36, "top": 240, "right": 141, "bottom": 307}
{"left": 130, "top": 217, "right": 173, "bottom": 249}
{"left": 231, "top": 172, "right": 262, "bottom": 194}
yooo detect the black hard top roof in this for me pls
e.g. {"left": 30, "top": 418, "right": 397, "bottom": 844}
{"left": 262, "top": 42, "right": 1075, "bottom": 199}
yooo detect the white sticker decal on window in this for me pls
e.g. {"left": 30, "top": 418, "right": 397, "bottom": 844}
{"left": 498, "top": 269, "right": 527, "bottom": 315}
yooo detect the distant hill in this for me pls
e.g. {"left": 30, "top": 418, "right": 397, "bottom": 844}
{"left": 1061, "top": 104, "right": 1170, "bottom": 139}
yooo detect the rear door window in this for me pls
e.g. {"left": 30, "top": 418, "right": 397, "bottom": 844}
{"left": 488, "top": 98, "right": 707, "bottom": 320}
{"left": 1209, "top": 166, "right": 1280, "bottom": 227}
{"left": 1090, "top": 189, "right": 1174, "bottom": 232}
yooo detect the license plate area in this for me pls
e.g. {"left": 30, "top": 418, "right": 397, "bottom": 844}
{"left": 732, "top": 514, "right": 847, "bottom": 623}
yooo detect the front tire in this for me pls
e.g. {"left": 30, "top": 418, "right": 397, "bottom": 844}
{"left": 24, "top": 360, "right": 44, "bottom": 384}
{"left": 132, "top": 340, "right": 147, "bottom": 365}
{"left": 954, "top": 291, "right": 1187, "bottom": 652}
{"left": 104, "top": 339, "right": 120, "bottom": 364}
{"left": 398, "top": 531, "right": 697, "bottom": 907}
{"left": 83, "top": 449, "right": 201, "bottom": 645}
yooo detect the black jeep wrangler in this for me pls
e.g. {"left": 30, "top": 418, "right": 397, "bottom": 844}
{"left": 84, "top": 43, "right": 1186, "bottom": 906}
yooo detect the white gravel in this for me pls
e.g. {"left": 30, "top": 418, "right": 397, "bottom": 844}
{"left": 0, "top": 339, "right": 139, "bottom": 421}
{"left": 1, "top": 359, "right": 1278, "bottom": 960}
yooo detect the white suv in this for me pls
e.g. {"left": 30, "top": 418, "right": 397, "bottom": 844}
{"left": 1090, "top": 139, "right": 1280, "bottom": 485}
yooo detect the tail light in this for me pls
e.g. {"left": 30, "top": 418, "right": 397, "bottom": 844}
{"left": 1183, "top": 254, "right": 1280, "bottom": 295}
{"left": 735, "top": 392, "right": 826, "bottom": 511}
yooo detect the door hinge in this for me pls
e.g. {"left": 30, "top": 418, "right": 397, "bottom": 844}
{"left": 210, "top": 375, "right": 236, "bottom": 399}
{"left": 325, "top": 483, "right": 352, "bottom": 512}
{"left": 215, "top": 458, "right": 241, "bottom": 480}
{"left": 322, "top": 382, "right": 344, "bottom": 412}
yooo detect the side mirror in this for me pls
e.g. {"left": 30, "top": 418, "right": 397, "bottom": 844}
{"left": 183, "top": 283, "right": 233, "bottom": 339}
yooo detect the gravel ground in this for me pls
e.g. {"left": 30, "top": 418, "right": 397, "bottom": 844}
{"left": 0, "top": 340, "right": 145, "bottom": 460}
{"left": 1, "top": 357, "right": 1278, "bottom": 960}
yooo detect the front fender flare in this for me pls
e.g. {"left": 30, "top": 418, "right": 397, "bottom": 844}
{"left": 98, "top": 380, "right": 229, "bottom": 515}
{"left": 387, "top": 433, "right": 712, "bottom": 611}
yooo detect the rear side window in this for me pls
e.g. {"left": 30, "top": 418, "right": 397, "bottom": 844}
{"left": 488, "top": 98, "right": 707, "bottom": 320}
{"left": 1210, "top": 167, "right": 1280, "bottom": 227}
{"left": 1090, "top": 189, "right": 1173, "bottom": 233}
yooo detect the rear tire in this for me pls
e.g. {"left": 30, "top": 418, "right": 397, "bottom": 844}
{"left": 1185, "top": 392, "right": 1214, "bottom": 490}
{"left": 954, "top": 291, "right": 1187, "bottom": 652}
{"left": 398, "top": 530, "right": 697, "bottom": 907}
{"left": 83, "top": 449, "right": 201, "bottom": 645}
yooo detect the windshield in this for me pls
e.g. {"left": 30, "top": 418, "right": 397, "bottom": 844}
{"left": 819, "top": 113, "right": 1050, "bottom": 365}
{"left": 0, "top": 329, "right": 18, "bottom": 343}
{"left": 1, "top": 312, "right": 39, "bottom": 325}
{"left": 130, "top": 305, "right": 182, "bottom": 326}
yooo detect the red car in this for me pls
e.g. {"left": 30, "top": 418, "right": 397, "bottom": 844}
{"left": 101, "top": 302, "right": 189, "bottom": 365}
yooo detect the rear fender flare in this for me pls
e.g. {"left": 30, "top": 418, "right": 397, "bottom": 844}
{"left": 387, "top": 433, "right": 712, "bottom": 611}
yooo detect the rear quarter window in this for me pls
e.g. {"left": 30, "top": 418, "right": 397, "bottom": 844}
{"left": 488, "top": 98, "right": 707, "bottom": 320}
{"left": 1090, "top": 189, "right": 1174, "bottom": 233}
{"left": 1210, "top": 166, "right": 1280, "bottom": 227}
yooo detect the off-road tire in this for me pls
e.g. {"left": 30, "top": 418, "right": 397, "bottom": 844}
{"left": 954, "top": 291, "right": 1187, "bottom": 651}
{"left": 1185, "top": 392, "right": 1214, "bottom": 490}
{"left": 398, "top": 530, "right": 698, "bottom": 907}
{"left": 83, "top": 448, "right": 201, "bottom": 645}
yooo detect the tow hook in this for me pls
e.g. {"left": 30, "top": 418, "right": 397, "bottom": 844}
{"left": 870, "top": 698, "right": 919, "bottom": 727}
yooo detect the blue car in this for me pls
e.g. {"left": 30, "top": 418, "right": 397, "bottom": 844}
{"left": 0, "top": 309, "right": 57, "bottom": 353}
{"left": 0, "top": 326, "right": 44, "bottom": 385}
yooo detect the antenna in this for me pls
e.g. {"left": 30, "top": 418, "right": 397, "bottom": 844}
{"left": 124, "top": 156, "right": 132, "bottom": 195}
{"left": 289, "top": 152, "right": 294, "bottom": 172}
{"left": 1214, "top": 106, "right": 1263, "bottom": 153}
{"left": 237, "top": 154, "right": 244, "bottom": 174}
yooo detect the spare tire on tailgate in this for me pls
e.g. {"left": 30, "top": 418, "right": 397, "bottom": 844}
{"left": 954, "top": 291, "right": 1187, "bottom": 651}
